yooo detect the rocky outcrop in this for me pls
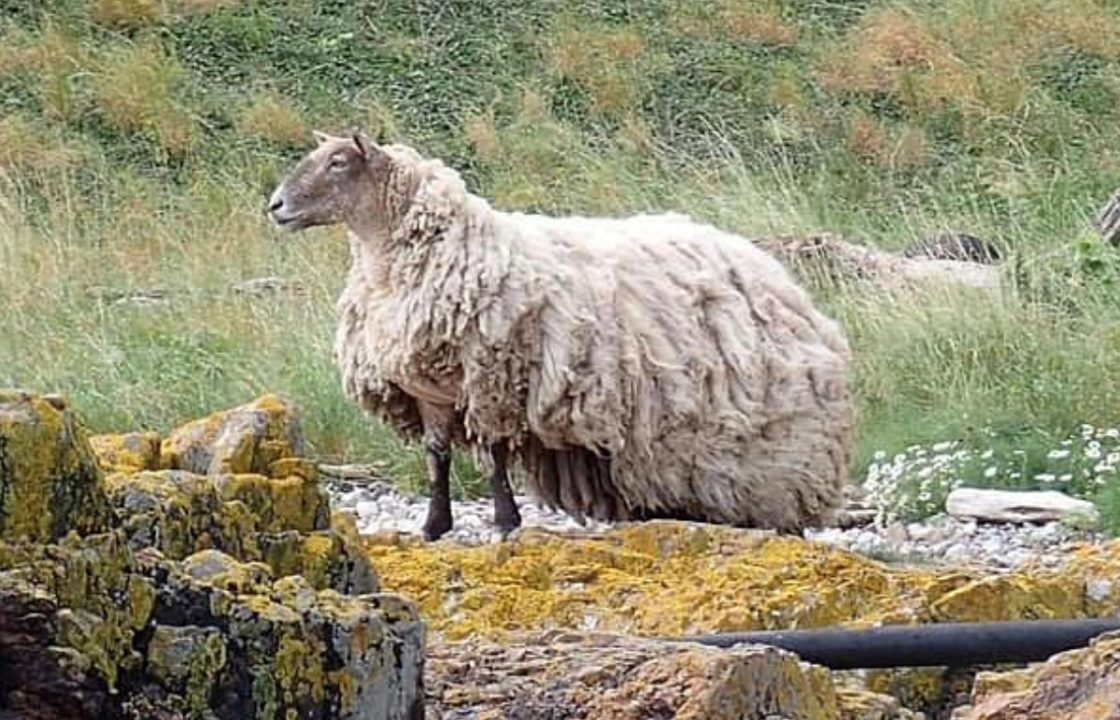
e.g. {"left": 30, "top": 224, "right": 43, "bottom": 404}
{"left": 755, "top": 233, "right": 1003, "bottom": 296}
{"left": 425, "top": 630, "right": 918, "bottom": 720}
{"left": 159, "top": 393, "right": 306, "bottom": 477}
{"left": 0, "top": 390, "right": 424, "bottom": 720}
{"left": 0, "top": 390, "right": 113, "bottom": 542}
{"left": 951, "top": 631, "right": 1120, "bottom": 719}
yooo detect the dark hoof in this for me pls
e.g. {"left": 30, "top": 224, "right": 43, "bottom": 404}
{"left": 421, "top": 513, "right": 453, "bottom": 542}
{"left": 494, "top": 502, "right": 522, "bottom": 536}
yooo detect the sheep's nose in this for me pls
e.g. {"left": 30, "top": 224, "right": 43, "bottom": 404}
{"left": 268, "top": 197, "right": 284, "bottom": 213}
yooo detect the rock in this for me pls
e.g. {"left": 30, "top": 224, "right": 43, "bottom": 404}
{"left": 160, "top": 393, "right": 306, "bottom": 477}
{"left": 89, "top": 432, "right": 162, "bottom": 473}
{"left": 103, "top": 469, "right": 375, "bottom": 594}
{"left": 0, "top": 389, "right": 113, "bottom": 542}
{"left": 951, "top": 631, "right": 1120, "bottom": 719}
{"left": 754, "top": 233, "right": 1003, "bottom": 297}
{"left": 231, "top": 276, "right": 306, "bottom": 297}
{"left": 87, "top": 286, "right": 170, "bottom": 307}
{"left": 0, "top": 393, "right": 423, "bottom": 719}
{"left": 0, "top": 534, "right": 424, "bottom": 719}
{"left": 946, "top": 488, "right": 1100, "bottom": 525}
{"left": 425, "top": 630, "right": 853, "bottom": 719}
{"left": 901, "top": 231, "right": 1002, "bottom": 264}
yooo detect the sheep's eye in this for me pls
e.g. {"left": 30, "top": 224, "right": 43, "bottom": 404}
{"left": 328, "top": 155, "right": 347, "bottom": 171}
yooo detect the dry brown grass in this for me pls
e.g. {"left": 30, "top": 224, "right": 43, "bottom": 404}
{"left": 88, "top": 0, "right": 164, "bottom": 29}
{"left": 173, "top": 0, "right": 242, "bottom": 14}
{"left": 0, "top": 25, "right": 94, "bottom": 122}
{"left": 464, "top": 111, "right": 500, "bottom": 162}
{"left": 547, "top": 24, "right": 650, "bottom": 116}
{"left": 817, "top": 6, "right": 977, "bottom": 116}
{"left": 673, "top": 2, "right": 797, "bottom": 46}
{"left": 95, "top": 40, "right": 197, "bottom": 158}
{"left": 722, "top": 4, "right": 798, "bottom": 46}
{"left": 818, "top": 0, "right": 1120, "bottom": 120}
{"left": 845, "top": 110, "right": 930, "bottom": 170}
{"left": 0, "top": 115, "right": 79, "bottom": 173}
{"left": 237, "top": 89, "right": 309, "bottom": 146}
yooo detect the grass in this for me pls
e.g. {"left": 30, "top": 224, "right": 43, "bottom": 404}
{"left": 2, "top": 0, "right": 1120, "bottom": 516}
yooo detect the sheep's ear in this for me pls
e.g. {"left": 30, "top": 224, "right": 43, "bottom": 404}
{"left": 352, "top": 132, "right": 376, "bottom": 162}
{"left": 312, "top": 130, "right": 331, "bottom": 145}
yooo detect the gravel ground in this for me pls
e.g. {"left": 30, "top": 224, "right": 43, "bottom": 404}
{"left": 325, "top": 474, "right": 1105, "bottom": 571}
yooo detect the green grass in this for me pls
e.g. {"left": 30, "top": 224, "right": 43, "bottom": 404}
{"left": 3, "top": 0, "right": 1120, "bottom": 514}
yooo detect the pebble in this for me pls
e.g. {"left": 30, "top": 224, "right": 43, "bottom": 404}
{"left": 324, "top": 477, "right": 1105, "bottom": 572}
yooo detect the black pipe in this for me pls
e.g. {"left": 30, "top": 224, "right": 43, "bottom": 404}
{"left": 663, "top": 618, "right": 1120, "bottom": 669}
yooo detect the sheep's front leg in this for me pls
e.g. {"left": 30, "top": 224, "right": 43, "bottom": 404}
{"left": 418, "top": 401, "right": 454, "bottom": 541}
{"left": 489, "top": 441, "right": 521, "bottom": 535}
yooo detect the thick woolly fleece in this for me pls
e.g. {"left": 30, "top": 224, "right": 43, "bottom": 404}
{"left": 334, "top": 145, "right": 855, "bottom": 532}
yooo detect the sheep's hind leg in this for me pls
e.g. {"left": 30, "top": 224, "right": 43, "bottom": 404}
{"left": 489, "top": 441, "right": 521, "bottom": 535}
{"left": 418, "top": 401, "right": 454, "bottom": 541}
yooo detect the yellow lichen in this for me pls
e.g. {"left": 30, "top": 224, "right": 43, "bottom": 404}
{"left": 0, "top": 390, "right": 112, "bottom": 542}
{"left": 367, "top": 522, "right": 1120, "bottom": 642}
{"left": 89, "top": 432, "right": 162, "bottom": 473}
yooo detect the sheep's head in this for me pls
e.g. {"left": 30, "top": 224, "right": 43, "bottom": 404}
{"left": 267, "top": 130, "right": 392, "bottom": 232}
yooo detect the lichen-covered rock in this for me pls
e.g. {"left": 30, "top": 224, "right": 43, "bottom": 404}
{"left": 151, "top": 549, "right": 424, "bottom": 720}
{"left": 425, "top": 630, "right": 844, "bottom": 719}
{"left": 101, "top": 468, "right": 374, "bottom": 594}
{"left": 367, "top": 522, "right": 1113, "bottom": 642}
{"left": 0, "top": 535, "right": 423, "bottom": 720}
{"left": 425, "top": 630, "right": 918, "bottom": 720}
{"left": 89, "top": 431, "right": 162, "bottom": 473}
{"left": 951, "top": 631, "right": 1120, "bottom": 720}
{"left": 160, "top": 393, "right": 305, "bottom": 476}
{"left": 0, "top": 389, "right": 113, "bottom": 542}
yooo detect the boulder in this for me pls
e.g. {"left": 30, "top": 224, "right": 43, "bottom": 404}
{"left": 89, "top": 431, "right": 162, "bottom": 473}
{"left": 755, "top": 233, "right": 1003, "bottom": 296}
{"left": 0, "top": 534, "right": 424, "bottom": 720}
{"left": 901, "top": 231, "right": 1002, "bottom": 264}
{"left": 160, "top": 393, "right": 306, "bottom": 476}
{"left": 425, "top": 630, "right": 914, "bottom": 720}
{"left": 104, "top": 469, "right": 376, "bottom": 594}
{"left": 951, "top": 631, "right": 1120, "bottom": 720}
{"left": 0, "top": 389, "right": 113, "bottom": 542}
{"left": 945, "top": 488, "right": 1099, "bottom": 525}
{"left": 0, "top": 391, "right": 420, "bottom": 719}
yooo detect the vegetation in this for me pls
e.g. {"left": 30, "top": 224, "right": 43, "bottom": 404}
{"left": 2, "top": 0, "right": 1120, "bottom": 523}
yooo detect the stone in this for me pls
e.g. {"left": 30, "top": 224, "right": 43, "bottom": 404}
{"left": 946, "top": 488, "right": 1100, "bottom": 525}
{"left": 901, "top": 231, "right": 1002, "bottom": 264}
{"left": 103, "top": 469, "right": 376, "bottom": 594}
{"left": 231, "top": 276, "right": 306, "bottom": 297}
{"left": 951, "top": 631, "right": 1120, "bottom": 720}
{"left": 0, "top": 389, "right": 113, "bottom": 542}
{"left": 89, "top": 432, "right": 162, "bottom": 473}
{"left": 424, "top": 630, "right": 846, "bottom": 720}
{"left": 160, "top": 393, "right": 306, "bottom": 477}
{"left": 0, "top": 535, "right": 424, "bottom": 719}
{"left": 754, "top": 233, "right": 1003, "bottom": 297}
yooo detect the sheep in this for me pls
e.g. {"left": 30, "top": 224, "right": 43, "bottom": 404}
{"left": 266, "top": 130, "right": 856, "bottom": 541}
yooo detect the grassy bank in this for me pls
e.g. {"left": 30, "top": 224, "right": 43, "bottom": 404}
{"left": 3, "top": 0, "right": 1120, "bottom": 524}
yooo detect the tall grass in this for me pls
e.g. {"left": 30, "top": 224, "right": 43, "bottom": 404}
{"left": 2, "top": 0, "right": 1120, "bottom": 514}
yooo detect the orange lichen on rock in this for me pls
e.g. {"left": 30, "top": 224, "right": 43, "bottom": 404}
{"left": 89, "top": 431, "right": 162, "bottom": 473}
{"left": 367, "top": 521, "right": 1117, "bottom": 642}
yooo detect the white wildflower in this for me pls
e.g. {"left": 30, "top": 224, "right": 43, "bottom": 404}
{"left": 1035, "top": 473, "right": 1057, "bottom": 483}
{"left": 1047, "top": 449, "right": 1071, "bottom": 460}
{"left": 984, "top": 466, "right": 998, "bottom": 478}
